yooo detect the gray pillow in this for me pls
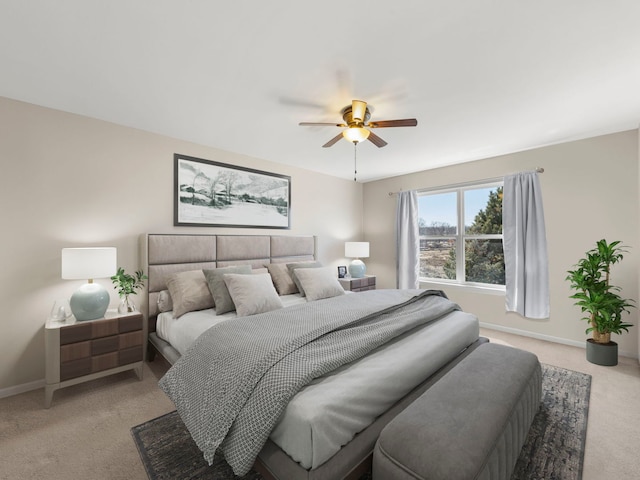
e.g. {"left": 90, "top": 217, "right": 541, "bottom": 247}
{"left": 294, "top": 267, "right": 345, "bottom": 302}
{"left": 287, "top": 261, "right": 322, "bottom": 297}
{"left": 203, "top": 265, "right": 252, "bottom": 314}
{"left": 223, "top": 273, "right": 283, "bottom": 317}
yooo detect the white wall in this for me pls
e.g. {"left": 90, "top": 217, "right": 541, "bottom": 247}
{"left": 0, "top": 96, "right": 363, "bottom": 393}
{"left": 364, "top": 130, "right": 639, "bottom": 358}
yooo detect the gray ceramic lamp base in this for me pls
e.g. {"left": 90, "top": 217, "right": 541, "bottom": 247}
{"left": 348, "top": 259, "right": 366, "bottom": 278}
{"left": 69, "top": 283, "right": 110, "bottom": 321}
{"left": 586, "top": 338, "right": 618, "bottom": 366}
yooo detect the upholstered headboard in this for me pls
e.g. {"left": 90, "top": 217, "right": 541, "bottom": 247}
{"left": 143, "top": 233, "right": 317, "bottom": 331}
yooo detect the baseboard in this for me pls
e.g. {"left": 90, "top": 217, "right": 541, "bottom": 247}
{"left": 479, "top": 322, "right": 639, "bottom": 360}
{"left": 0, "top": 378, "right": 45, "bottom": 399}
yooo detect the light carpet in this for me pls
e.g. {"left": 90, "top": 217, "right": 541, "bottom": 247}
{"left": 132, "top": 363, "right": 591, "bottom": 480}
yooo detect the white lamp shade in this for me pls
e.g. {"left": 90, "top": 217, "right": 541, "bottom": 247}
{"left": 62, "top": 247, "right": 117, "bottom": 280}
{"left": 345, "top": 242, "right": 369, "bottom": 258}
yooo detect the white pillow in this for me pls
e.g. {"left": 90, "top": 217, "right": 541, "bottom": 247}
{"left": 157, "top": 289, "right": 173, "bottom": 313}
{"left": 293, "top": 267, "right": 345, "bottom": 302}
{"left": 223, "top": 273, "right": 284, "bottom": 317}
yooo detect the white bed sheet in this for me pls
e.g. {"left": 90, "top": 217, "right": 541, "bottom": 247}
{"left": 270, "top": 309, "right": 479, "bottom": 469}
{"left": 155, "top": 293, "right": 308, "bottom": 355}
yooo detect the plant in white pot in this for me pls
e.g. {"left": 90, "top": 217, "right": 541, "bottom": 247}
{"left": 566, "top": 239, "right": 634, "bottom": 366}
{"left": 111, "top": 267, "right": 147, "bottom": 314}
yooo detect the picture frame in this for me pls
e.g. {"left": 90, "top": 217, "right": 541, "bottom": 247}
{"left": 174, "top": 153, "right": 291, "bottom": 229}
{"left": 337, "top": 266, "right": 347, "bottom": 278}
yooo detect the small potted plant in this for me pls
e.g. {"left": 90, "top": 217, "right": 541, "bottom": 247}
{"left": 111, "top": 267, "right": 148, "bottom": 314}
{"left": 566, "top": 239, "right": 634, "bottom": 366}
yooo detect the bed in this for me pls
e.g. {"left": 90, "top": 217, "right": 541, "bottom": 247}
{"left": 143, "top": 233, "right": 484, "bottom": 480}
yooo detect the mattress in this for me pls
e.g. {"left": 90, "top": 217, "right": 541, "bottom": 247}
{"left": 156, "top": 295, "right": 479, "bottom": 471}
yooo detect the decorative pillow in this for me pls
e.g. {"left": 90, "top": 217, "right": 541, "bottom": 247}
{"left": 203, "top": 265, "right": 252, "bottom": 315}
{"left": 166, "top": 270, "right": 215, "bottom": 318}
{"left": 266, "top": 263, "right": 299, "bottom": 295}
{"left": 287, "top": 261, "right": 323, "bottom": 297}
{"left": 293, "top": 267, "right": 345, "bottom": 302}
{"left": 223, "top": 273, "right": 283, "bottom": 317}
{"left": 157, "top": 289, "right": 173, "bottom": 313}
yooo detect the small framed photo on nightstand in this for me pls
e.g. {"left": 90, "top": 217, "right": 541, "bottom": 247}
{"left": 337, "top": 266, "right": 347, "bottom": 278}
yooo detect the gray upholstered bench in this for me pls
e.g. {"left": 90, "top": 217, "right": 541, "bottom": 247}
{"left": 372, "top": 343, "right": 542, "bottom": 480}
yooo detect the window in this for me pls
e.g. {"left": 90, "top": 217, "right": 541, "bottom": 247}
{"left": 418, "top": 181, "right": 504, "bottom": 288}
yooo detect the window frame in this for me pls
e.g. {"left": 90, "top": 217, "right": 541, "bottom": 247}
{"left": 417, "top": 179, "right": 505, "bottom": 294}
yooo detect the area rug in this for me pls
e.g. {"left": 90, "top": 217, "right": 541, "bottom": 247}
{"left": 132, "top": 363, "right": 591, "bottom": 480}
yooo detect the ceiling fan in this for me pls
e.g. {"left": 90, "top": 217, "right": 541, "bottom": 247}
{"left": 299, "top": 99, "right": 418, "bottom": 148}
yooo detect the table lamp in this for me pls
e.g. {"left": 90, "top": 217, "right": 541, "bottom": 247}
{"left": 62, "top": 247, "right": 117, "bottom": 321}
{"left": 345, "top": 242, "right": 369, "bottom": 278}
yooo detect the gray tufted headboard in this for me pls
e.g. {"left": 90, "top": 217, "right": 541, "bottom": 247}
{"left": 143, "top": 233, "right": 317, "bottom": 332}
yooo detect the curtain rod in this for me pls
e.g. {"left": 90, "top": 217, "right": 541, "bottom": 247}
{"left": 387, "top": 167, "right": 544, "bottom": 196}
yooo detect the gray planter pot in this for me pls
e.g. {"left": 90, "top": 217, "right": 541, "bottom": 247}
{"left": 586, "top": 338, "right": 618, "bottom": 366}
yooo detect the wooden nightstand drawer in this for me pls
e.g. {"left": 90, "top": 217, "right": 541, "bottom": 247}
{"left": 60, "top": 358, "right": 92, "bottom": 381}
{"left": 119, "top": 346, "right": 143, "bottom": 365}
{"left": 351, "top": 277, "right": 375, "bottom": 289}
{"left": 91, "top": 318, "right": 119, "bottom": 338}
{"left": 119, "top": 330, "right": 143, "bottom": 349}
{"left": 59, "top": 317, "right": 122, "bottom": 344}
{"left": 119, "top": 315, "right": 143, "bottom": 333}
{"left": 60, "top": 341, "right": 91, "bottom": 362}
{"left": 339, "top": 275, "right": 376, "bottom": 292}
{"left": 92, "top": 336, "right": 120, "bottom": 356}
{"left": 91, "top": 351, "right": 119, "bottom": 372}
{"left": 60, "top": 323, "right": 92, "bottom": 345}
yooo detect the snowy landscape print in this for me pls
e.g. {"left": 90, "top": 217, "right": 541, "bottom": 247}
{"left": 174, "top": 155, "right": 290, "bottom": 228}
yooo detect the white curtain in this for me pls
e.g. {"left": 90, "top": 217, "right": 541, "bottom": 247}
{"left": 396, "top": 190, "right": 420, "bottom": 289}
{"left": 503, "top": 171, "right": 549, "bottom": 318}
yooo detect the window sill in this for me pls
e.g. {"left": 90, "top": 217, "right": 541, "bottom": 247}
{"left": 419, "top": 280, "right": 505, "bottom": 296}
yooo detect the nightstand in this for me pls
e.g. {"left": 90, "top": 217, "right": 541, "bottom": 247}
{"left": 44, "top": 310, "right": 144, "bottom": 408}
{"left": 339, "top": 275, "right": 376, "bottom": 292}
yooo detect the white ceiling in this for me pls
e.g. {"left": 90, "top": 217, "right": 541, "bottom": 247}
{"left": 1, "top": 1, "right": 639, "bottom": 182}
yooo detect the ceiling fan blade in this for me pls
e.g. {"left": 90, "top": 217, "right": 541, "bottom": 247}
{"left": 351, "top": 100, "right": 368, "bottom": 123}
{"left": 368, "top": 118, "right": 418, "bottom": 128}
{"left": 367, "top": 131, "right": 388, "bottom": 148}
{"left": 322, "top": 133, "right": 343, "bottom": 148}
{"left": 299, "top": 122, "right": 346, "bottom": 127}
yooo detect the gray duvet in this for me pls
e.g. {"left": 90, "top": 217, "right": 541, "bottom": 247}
{"left": 159, "top": 289, "right": 460, "bottom": 476}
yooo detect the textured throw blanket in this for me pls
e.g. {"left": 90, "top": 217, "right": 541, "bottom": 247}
{"left": 159, "top": 289, "right": 459, "bottom": 475}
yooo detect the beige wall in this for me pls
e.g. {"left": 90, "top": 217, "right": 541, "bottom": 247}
{"left": 0, "top": 96, "right": 363, "bottom": 392}
{"left": 2, "top": 94, "right": 636, "bottom": 394}
{"left": 364, "top": 130, "right": 639, "bottom": 358}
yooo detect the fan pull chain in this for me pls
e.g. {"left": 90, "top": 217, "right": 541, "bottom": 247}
{"left": 353, "top": 141, "right": 358, "bottom": 182}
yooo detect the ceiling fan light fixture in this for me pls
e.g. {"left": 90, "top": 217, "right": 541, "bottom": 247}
{"left": 299, "top": 98, "right": 417, "bottom": 149}
{"left": 342, "top": 126, "right": 370, "bottom": 143}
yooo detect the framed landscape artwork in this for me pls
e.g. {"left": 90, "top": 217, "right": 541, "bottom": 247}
{"left": 174, "top": 154, "right": 291, "bottom": 229}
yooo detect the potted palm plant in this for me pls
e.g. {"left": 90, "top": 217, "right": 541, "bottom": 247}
{"left": 111, "top": 267, "right": 148, "bottom": 314}
{"left": 566, "top": 239, "right": 634, "bottom": 366}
